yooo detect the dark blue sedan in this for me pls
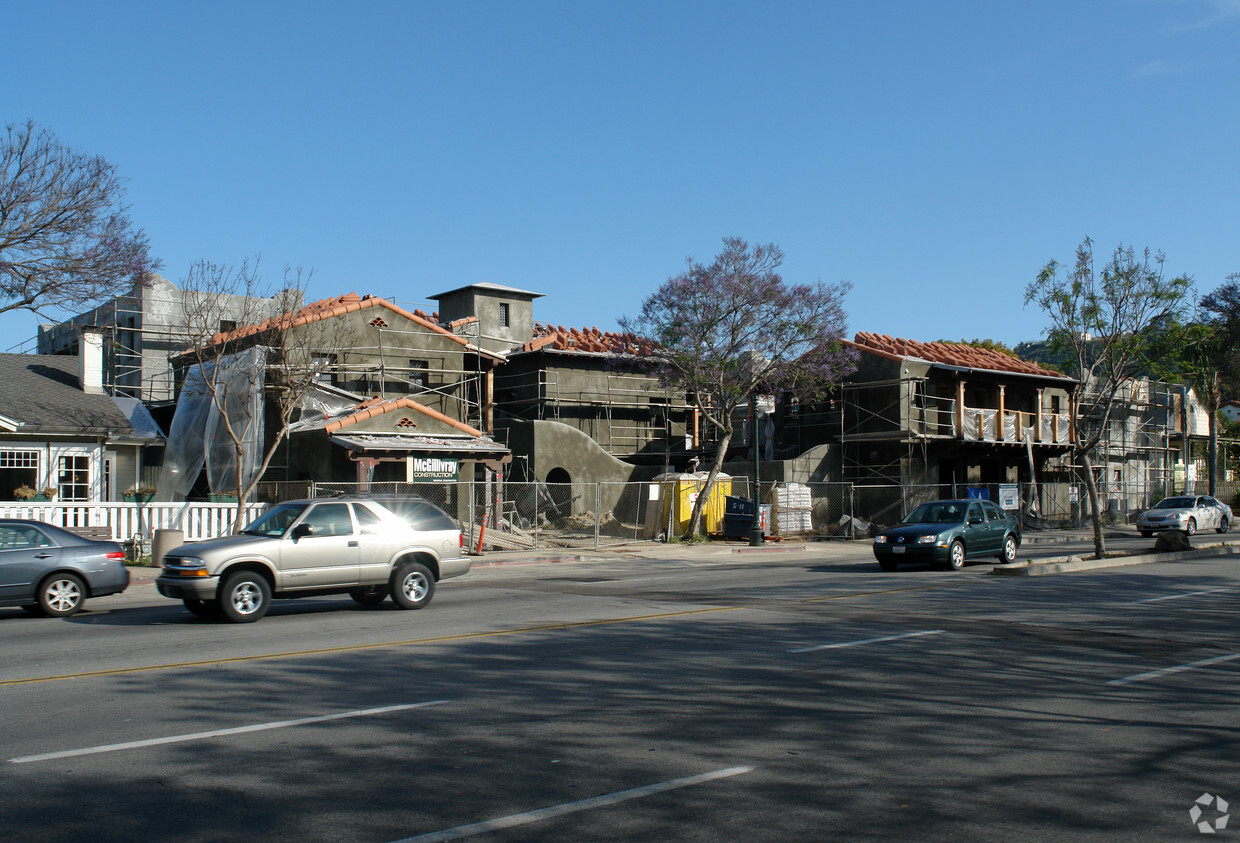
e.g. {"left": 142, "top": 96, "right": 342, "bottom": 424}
{"left": 873, "top": 499, "right": 1021, "bottom": 571}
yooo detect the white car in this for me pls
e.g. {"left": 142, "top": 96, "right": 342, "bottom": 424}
{"left": 1135, "top": 495, "right": 1232, "bottom": 538}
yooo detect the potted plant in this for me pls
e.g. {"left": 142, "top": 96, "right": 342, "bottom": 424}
{"left": 124, "top": 485, "right": 157, "bottom": 503}
{"left": 39, "top": 487, "right": 57, "bottom": 500}
{"left": 12, "top": 484, "right": 38, "bottom": 501}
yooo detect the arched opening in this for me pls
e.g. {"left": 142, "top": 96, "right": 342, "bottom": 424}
{"left": 545, "top": 467, "right": 572, "bottom": 517}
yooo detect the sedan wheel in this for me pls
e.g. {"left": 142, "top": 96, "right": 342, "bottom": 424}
{"left": 219, "top": 572, "right": 271, "bottom": 623}
{"left": 1217, "top": 517, "right": 1229, "bottom": 535}
{"left": 37, "top": 573, "right": 86, "bottom": 618}
{"left": 1185, "top": 518, "right": 1197, "bottom": 537}
{"left": 390, "top": 562, "right": 435, "bottom": 610}
{"left": 946, "top": 541, "right": 965, "bottom": 571}
{"left": 997, "top": 535, "right": 1017, "bottom": 563}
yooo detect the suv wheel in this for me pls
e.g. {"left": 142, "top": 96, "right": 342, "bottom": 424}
{"left": 219, "top": 572, "right": 271, "bottom": 623}
{"left": 390, "top": 562, "right": 435, "bottom": 610}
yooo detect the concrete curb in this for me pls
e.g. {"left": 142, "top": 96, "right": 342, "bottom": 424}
{"left": 992, "top": 544, "right": 1240, "bottom": 576}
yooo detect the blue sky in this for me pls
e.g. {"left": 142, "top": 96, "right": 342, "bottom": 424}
{"left": 3, "top": 0, "right": 1238, "bottom": 350}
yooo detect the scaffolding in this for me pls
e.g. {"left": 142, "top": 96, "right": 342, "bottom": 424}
{"left": 839, "top": 376, "right": 956, "bottom": 484}
{"left": 493, "top": 366, "right": 699, "bottom": 458}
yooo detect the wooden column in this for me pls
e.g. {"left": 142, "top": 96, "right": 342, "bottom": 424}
{"left": 956, "top": 380, "right": 966, "bottom": 437}
{"left": 1036, "top": 388, "right": 1044, "bottom": 442}
{"left": 998, "top": 385, "right": 1006, "bottom": 441}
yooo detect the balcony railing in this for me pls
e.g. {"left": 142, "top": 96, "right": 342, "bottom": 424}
{"left": 959, "top": 408, "right": 1071, "bottom": 445}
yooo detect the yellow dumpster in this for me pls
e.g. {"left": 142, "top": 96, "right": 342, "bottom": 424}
{"left": 653, "top": 472, "right": 731, "bottom": 537}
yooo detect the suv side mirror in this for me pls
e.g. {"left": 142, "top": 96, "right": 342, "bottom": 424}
{"left": 292, "top": 523, "right": 316, "bottom": 540}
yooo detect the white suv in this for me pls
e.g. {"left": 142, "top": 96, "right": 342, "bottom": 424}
{"left": 155, "top": 497, "right": 469, "bottom": 622}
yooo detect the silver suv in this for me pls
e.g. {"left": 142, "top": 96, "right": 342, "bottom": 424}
{"left": 155, "top": 497, "right": 469, "bottom": 623}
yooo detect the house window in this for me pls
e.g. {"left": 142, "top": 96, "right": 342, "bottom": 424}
{"left": 58, "top": 455, "right": 90, "bottom": 502}
{"left": 1, "top": 450, "right": 40, "bottom": 499}
{"left": 408, "top": 360, "right": 429, "bottom": 391}
{"left": 499, "top": 302, "right": 510, "bottom": 328}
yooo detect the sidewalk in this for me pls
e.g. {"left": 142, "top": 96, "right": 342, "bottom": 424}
{"left": 127, "top": 523, "right": 1236, "bottom": 583}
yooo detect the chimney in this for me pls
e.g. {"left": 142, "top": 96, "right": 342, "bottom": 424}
{"left": 79, "top": 327, "right": 105, "bottom": 395}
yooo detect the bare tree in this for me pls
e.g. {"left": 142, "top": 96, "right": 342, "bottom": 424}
{"left": 621, "top": 237, "right": 856, "bottom": 538}
{"left": 0, "top": 120, "right": 159, "bottom": 317}
{"left": 1025, "top": 237, "right": 1192, "bottom": 557}
{"left": 167, "top": 258, "right": 337, "bottom": 530}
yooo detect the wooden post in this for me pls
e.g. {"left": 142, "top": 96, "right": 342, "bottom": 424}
{"left": 1036, "top": 388, "right": 1044, "bottom": 442}
{"left": 957, "top": 380, "right": 966, "bottom": 438}
{"left": 998, "top": 385, "right": 1006, "bottom": 441}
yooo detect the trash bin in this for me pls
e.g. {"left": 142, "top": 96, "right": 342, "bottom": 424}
{"left": 723, "top": 496, "right": 756, "bottom": 537}
{"left": 151, "top": 529, "right": 185, "bottom": 567}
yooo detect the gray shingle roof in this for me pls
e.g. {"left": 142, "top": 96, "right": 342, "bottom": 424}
{"left": 0, "top": 354, "right": 134, "bottom": 435}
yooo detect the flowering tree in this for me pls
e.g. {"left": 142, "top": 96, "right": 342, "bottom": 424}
{"left": 0, "top": 121, "right": 159, "bottom": 318}
{"left": 621, "top": 237, "right": 856, "bottom": 537}
{"left": 1025, "top": 237, "right": 1191, "bottom": 557}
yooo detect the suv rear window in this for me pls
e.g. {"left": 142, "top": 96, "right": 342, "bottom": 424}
{"left": 383, "top": 500, "right": 458, "bottom": 531}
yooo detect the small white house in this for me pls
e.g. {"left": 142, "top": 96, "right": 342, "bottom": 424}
{"left": 0, "top": 329, "right": 163, "bottom": 502}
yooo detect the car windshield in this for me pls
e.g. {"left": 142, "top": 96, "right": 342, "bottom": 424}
{"left": 1154, "top": 497, "right": 1194, "bottom": 509}
{"left": 903, "top": 502, "right": 965, "bottom": 524}
{"left": 242, "top": 503, "right": 308, "bottom": 537}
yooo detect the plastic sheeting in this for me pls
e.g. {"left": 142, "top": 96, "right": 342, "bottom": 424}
{"left": 288, "top": 387, "right": 364, "bottom": 433}
{"left": 961, "top": 410, "right": 1071, "bottom": 444}
{"left": 111, "top": 396, "right": 166, "bottom": 441}
{"left": 156, "top": 348, "right": 267, "bottom": 501}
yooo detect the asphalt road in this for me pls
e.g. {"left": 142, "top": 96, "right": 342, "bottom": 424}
{"left": 2, "top": 542, "right": 1238, "bottom": 841}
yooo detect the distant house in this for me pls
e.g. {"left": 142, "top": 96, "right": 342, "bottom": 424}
{"left": 0, "top": 329, "right": 164, "bottom": 502}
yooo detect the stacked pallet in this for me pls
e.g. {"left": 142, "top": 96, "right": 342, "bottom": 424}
{"left": 774, "top": 483, "right": 814, "bottom": 535}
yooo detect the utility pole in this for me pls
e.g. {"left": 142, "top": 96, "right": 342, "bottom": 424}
{"left": 750, "top": 394, "right": 764, "bottom": 546}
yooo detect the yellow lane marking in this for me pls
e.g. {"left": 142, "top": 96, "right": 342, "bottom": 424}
{"left": 0, "top": 607, "right": 736, "bottom": 687}
{"left": 2, "top": 578, "right": 982, "bottom": 687}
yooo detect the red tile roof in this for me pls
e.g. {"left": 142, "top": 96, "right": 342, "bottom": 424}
{"left": 848, "top": 332, "right": 1072, "bottom": 379}
{"left": 186, "top": 293, "right": 502, "bottom": 361}
{"left": 519, "top": 324, "right": 655, "bottom": 355}
{"left": 323, "top": 396, "right": 482, "bottom": 436}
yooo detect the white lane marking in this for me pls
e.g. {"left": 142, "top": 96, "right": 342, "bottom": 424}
{"left": 1107, "top": 654, "right": 1240, "bottom": 686}
{"left": 390, "top": 766, "right": 754, "bottom": 843}
{"left": 788, "top": 629, "right": 944, "bottom": 653}
{"left": 1127, "top": 588, "right": 1231, "bottom": 604}
{"left": 9, "top": 700, "right": 449, "bottom": 764}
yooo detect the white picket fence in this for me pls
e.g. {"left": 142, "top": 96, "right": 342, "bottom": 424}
{"left": 0, "top": 501, "right": 268, "bottom": 547}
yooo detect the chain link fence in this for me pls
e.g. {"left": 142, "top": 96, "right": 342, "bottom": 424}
{"left": 305, "top": 476, "right": 1240, "bottom": 550}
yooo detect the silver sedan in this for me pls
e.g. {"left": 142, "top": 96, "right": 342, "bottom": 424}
{"left": 0, "top": 519, "right": 130, "bottom": 617}
{"left": 1136, "top": 495, "right": 1232, "bottom": 537}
